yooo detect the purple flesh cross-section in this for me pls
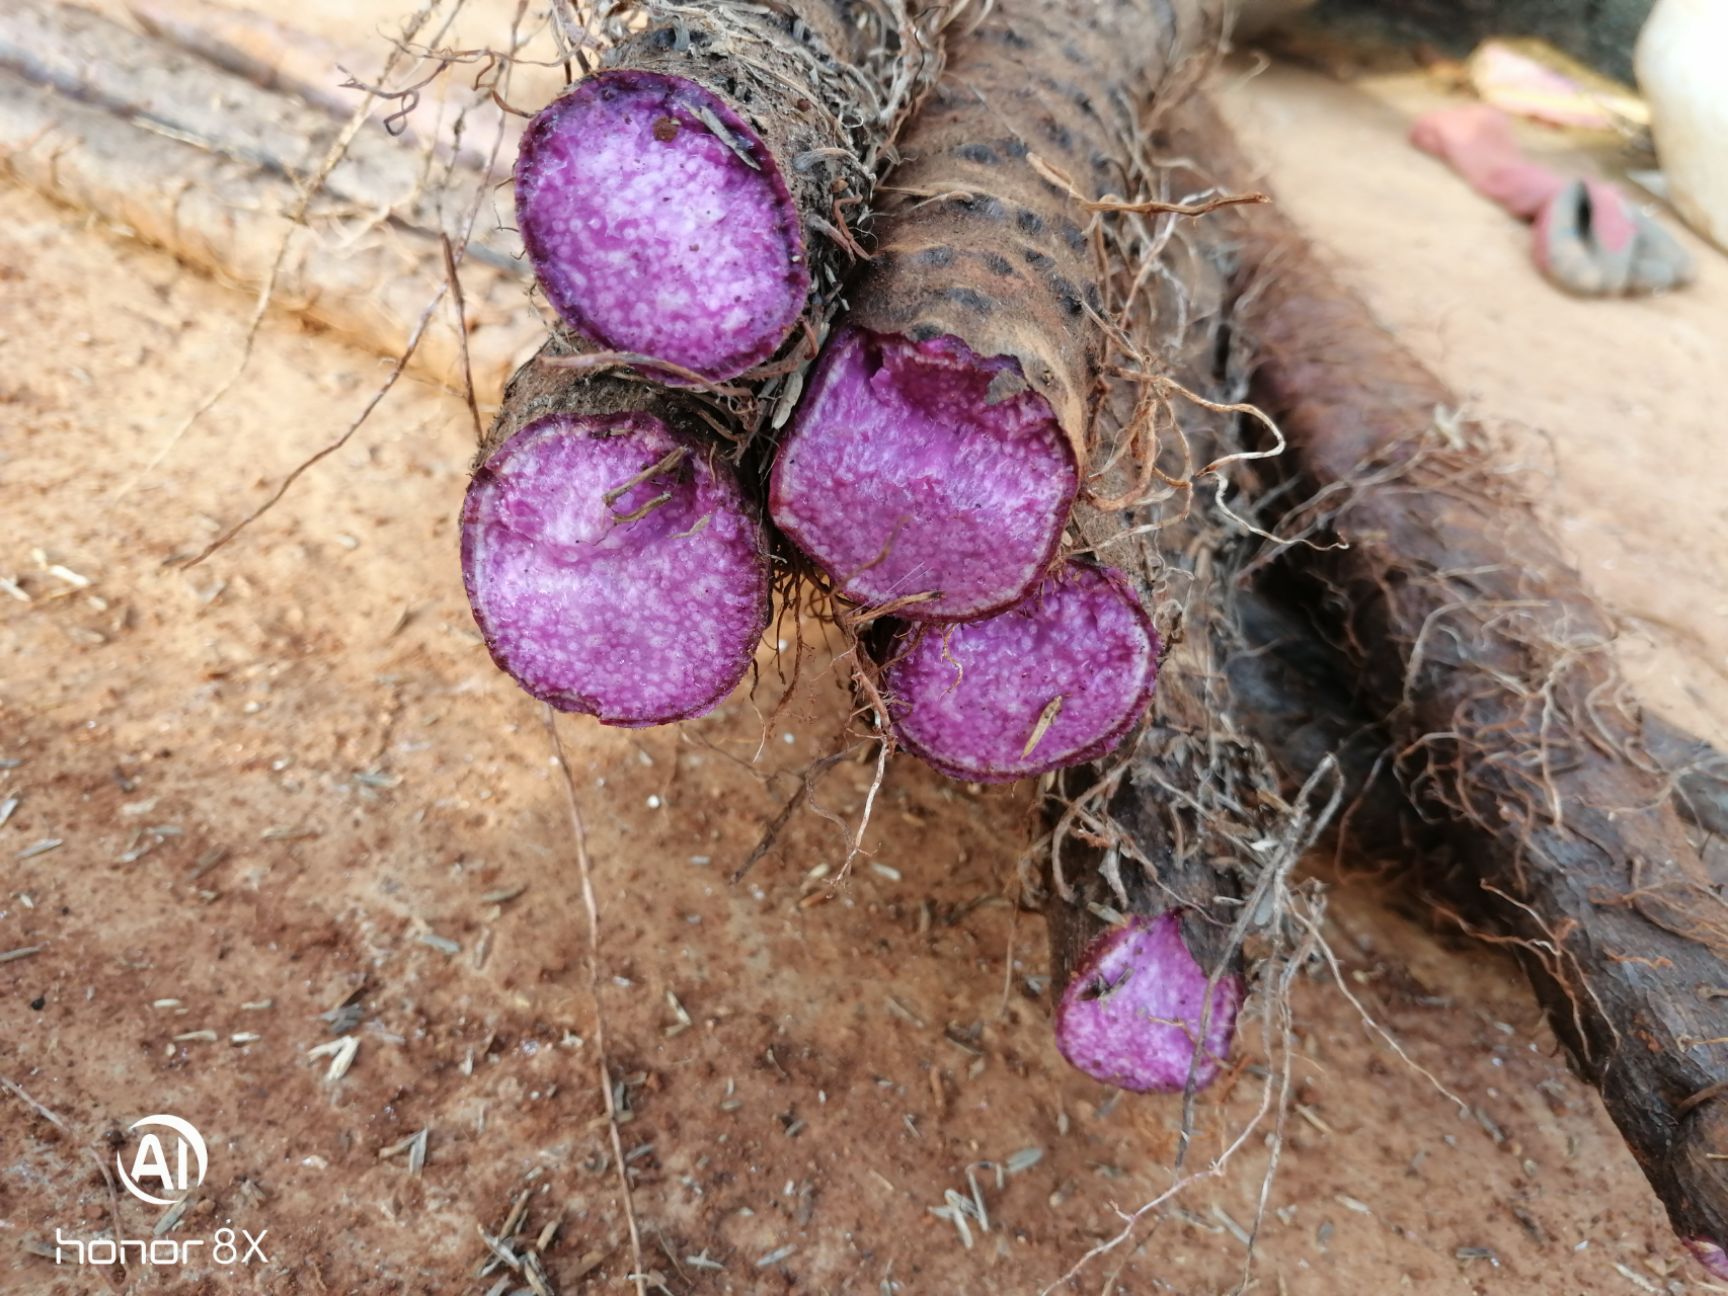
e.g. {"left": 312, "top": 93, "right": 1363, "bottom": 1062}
{"left": 461, "top": 413, "right": 769, "bottom": 727}
{"left": 883, "top": 561, "right": 1158, "bottom": 782}
{"left": 770, "top": 327, "right": 1077, "bottom": 621}
{"left": 1055, "top": 912, "right": 1243, "bottom": 1093}
{"left": 516, "top": 70, "right": 809, "bottom": 381}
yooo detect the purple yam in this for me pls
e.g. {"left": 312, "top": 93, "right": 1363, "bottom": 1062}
{"left": 461, "top": 412, "right": 769, "bottom": 727}
{"left": 516, "top": 70, "right": 808, "bottom": 381}
{"left": 769, "top": 327, "right": 1078, "bottom": 621}
{"left": 1054, "top": 912, "right": 1243, "bottom": 1094}
{"left": 883, "top": 562, "right": 1158, "bottom": 782}
{"left": 1686, "top": 1239, "right": 1728, "bottom": 1282}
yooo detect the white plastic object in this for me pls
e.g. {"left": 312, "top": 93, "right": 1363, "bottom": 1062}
{"left": 1636, "top": 0, "right": 1728, "bottom": 253}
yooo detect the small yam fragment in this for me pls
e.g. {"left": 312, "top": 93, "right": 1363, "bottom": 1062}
{"left": 1054, "top": 912, "right": 1242, "bottom": 1093}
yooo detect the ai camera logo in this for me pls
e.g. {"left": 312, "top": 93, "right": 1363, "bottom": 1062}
{"left": 115, "top": 1114, "right": 207, "bottom": 1205}
{"left": 55, "top": 1112, "right": 269, "bottom": 1269}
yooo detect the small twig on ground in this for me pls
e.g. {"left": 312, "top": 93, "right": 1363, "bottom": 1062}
{"left": 545, "top": 706, "right": 647, "bottom": 1296}
{"left": 731, "top": 749, "right": 849, "bottom": 884}
{"left": 834, "top": 734, "right": 891, "bottom": 883}
{"left": 442, "top": 231, "right": 483, "bottom": 442}
{"left": 175, "top": 284, "right": 448, "bottom": 569}
{"left": 89, "top": 1148, "right": 125, "bottom": 1254}
{"left": 1, "top": 1074, "right": 70, "bottom": 1130}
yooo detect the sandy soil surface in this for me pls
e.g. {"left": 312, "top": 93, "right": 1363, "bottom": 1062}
{"left": 3, "top": 7, "right": 1727, "bottom": 1295}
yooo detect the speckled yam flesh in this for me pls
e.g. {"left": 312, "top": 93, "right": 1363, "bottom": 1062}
{"left": 771, "top": 328, "right": 1076, "bottom": 620}
{"left": 461, "top": 342, "right": 770, "bottom": 727}
{"left": 1053, "top": 912, "right": 1243, "bottom": 1092}
{"left": 882, "top": 561, "right": 1158, "bottom": 780}
{"left": 516, "top": 3, "right": 932, "bottom": 382}
{"left": 517, "top": 72, "right": 805, "bottom": 382}
{"left": 771, "top": 0, "right": 1216, "bottom": 617}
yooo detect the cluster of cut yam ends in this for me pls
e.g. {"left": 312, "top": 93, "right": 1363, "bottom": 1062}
{"left": 464, "top": 4, "right": 1160, "bottom": 789}
{"left": 455, "top": 2, "right": 1728, "bottom": 1275}
{"left": 461, "top": 0, "right": 1252, "bottom": 1112}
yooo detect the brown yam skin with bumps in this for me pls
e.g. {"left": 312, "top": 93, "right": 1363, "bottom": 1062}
{"left": 1050, "top": 491, "right": 1255, "bottom": 1024}
{"left": 475, "top": 337, "right": 707, "bottom": 467}
{"left": 1195, "top": 100, "right": 1728, "bottom": 1270}
{"left": 846, "top": 0, "right": 1220, "bottom": 463}
{"left": 1227, "top": 585, "right": 1728, "bottom": 862}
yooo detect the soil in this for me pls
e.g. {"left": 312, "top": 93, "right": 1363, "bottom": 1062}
{"left": 3, "top": 7, "right": 1727, "bottom": 1295}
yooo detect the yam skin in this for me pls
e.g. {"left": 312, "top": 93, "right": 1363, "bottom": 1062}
{"left": 772, "top": 0, "right": 1223, "bottom": 618}
{"left": 1044, "top": 475, "right": 1266, "bottom": 1094}
{"left": 847, "top": 0, "right": 1220, "bottom": 457}
{"left": 519, "top": 1, "right": 954, "bottom": 381}
{"left": 1182, "top": 94, "right": 1728, "bottom": 1276}
{"left": 1226, "top": 584, "right": 1728, "bottom": 861}
{"left": 1037, "top": 134, "right": 1273, "bottom": 1097}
